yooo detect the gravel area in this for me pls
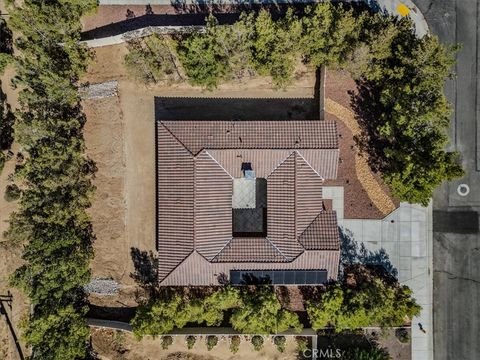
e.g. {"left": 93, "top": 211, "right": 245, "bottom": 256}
{"left": 84, "top": 278, "right": 120, "bottom": 295}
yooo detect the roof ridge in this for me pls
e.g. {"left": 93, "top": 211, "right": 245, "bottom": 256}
{"left": 265, "top": 237, "right": 291, "bottom": 262}
{"left": 210, "top": 238, "right": 235, "bottom": 262}
{"left": 158, "top": 121, "right": 195, "bottom": 155}
{"left": 296, "top": 150, "right": 325, "bottom": 181}
{"left": 203, "top": 150, "right": 234, "bottom": 179}
{"left": 265, "top": 150, "right": 296, "bottom": 178}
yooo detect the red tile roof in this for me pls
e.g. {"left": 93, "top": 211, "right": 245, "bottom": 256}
{"left": 161, "top": 120, "right": 338, "bottom": 154}
{"left": 157, "top": 120, "right": 341, "bottom": 284}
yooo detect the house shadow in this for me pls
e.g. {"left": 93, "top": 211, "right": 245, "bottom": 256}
{"left": 154, "top": 96, "right": 317, "bottom": 121}
{"left": 339, "top": 227, "right": 398, "bottom": 279}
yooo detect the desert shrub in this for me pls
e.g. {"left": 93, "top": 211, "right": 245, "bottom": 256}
{"left": 124, "top": 34, "right": 179, "bottom": 84}
{"left": 251, "top": 335, "right": 264, "bottom": 351}
{"left": 186, "top": 335, "right": 196, "bottom": 349}
{"left": 344, "top": 347, "right": 391, "bottom": 360}
{"left": 274, "top": 335, "right": 287, "bottom": 353}
{"left": 395, "top": 328, "right": 410, "bottom": 343}
{"left": 4, "top": 184, "right": 20, "bottom": 202}
{"left": 161, "top": 335, "right": 173, "bottom": 350}
{"left": 206, "top": 335, "right": 218, "bottom": 351}
{"left": 229, "top": 335, "right": 241, "bottom": 354}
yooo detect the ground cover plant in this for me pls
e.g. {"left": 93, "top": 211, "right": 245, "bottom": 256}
{"left": 125, "top": 3, "right": 463, "bottom": 205}
{"left": 4, "top": 0, "right": 98, "bottom": 359}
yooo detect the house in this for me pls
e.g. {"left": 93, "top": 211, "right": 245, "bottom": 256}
{"left": 156, "top": 120, "right": 341, "bottom": 286}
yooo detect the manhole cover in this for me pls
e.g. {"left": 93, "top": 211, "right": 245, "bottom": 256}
{"left": 457, "top": 184, "right": 470, "bottom": 196}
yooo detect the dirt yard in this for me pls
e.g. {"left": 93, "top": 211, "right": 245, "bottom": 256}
{"left": 82, "top": 43, "right": 319, "bottom": 308}
{"left": 91, "top": 329, "right": 303, "bottom": 360}
{"left": 0, "top": 65, "right": 29, "bottom": 360}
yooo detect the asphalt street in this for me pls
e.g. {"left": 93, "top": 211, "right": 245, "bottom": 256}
{"left": 414, "top": 0, "right": 480, "bottom": 359}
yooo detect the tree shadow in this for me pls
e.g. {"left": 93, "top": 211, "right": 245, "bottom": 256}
{"left": 0, "top": 18, "right": 13, "bottom": 55}
{"left": 130, "top": 248, "right": 159, "bottom": 297}
{"left": 0, "top": 85, "right": 15, "bottom": 151}
{"left": 349, "top": 80, "right": 391, "bottom": 174}
{"left": 339, "top": 227, "right": 398, "bottom": 279}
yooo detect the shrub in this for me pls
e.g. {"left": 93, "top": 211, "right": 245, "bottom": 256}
{"left": 4, "top": 184, "right": 20, "bottom": 202}
{"left": 295, "top": 336, "right": 309, "bottom": 353}
{"left": 251, "top": 335, "right": 264, "bottom": 351}
{"left": 206, "top": 335, "right": 218, "bottom": 351}
{"left": 274, "top": 335, "right": 286, "bottom": 353}
{"left": 229, "top": 335, "right": 241, "bottom": 354}
{"left": 124, "top": 34, "right": 179, "bottom": 84}
{"left": 161, "top": 335, "right": 173, "bottom": 350}
{"left": 186, "top": 335, "right": 196, "bottom": 349}
{"left": 395, "top": 328, "right": 410, "bottom": 343}
{"left": 344, "top": 347, "right": 391, "bottom": 360}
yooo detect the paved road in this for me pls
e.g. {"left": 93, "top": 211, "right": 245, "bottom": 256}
{"left": 413, "top": 1, "right": 480, "bottom": 359}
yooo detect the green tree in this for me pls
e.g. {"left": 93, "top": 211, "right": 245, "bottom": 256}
{"left": 230, "top": 286, "right": 302, "bottom": 335}
{"left": 251, "top": 9, "right": 301, "bottom": 88}
{"left": 274, "top": 335, "right": 287, "bottom": 353}
{"left": 21, "top": 305, "right": 90, "bottom": 360}
{"left": 307, "top": 266, "right": 421, "bottom": 332}
{"left": 300, "top": 3, "right": 363, "bottom": 68}
{"left": 131, "top": 295, "right": 183, "bottom": 338}
{"left": 176, "top": 15, "right": 230, "bottom": 89}
{"left": 201, "top": 286, "right": 241, "bottom": 326}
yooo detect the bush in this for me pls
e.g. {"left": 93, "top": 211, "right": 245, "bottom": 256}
{"left": 251, "top": 335, "right": 264, "bottom": 351}
{"left": 206, "top": 335, "right": 218, "bottom": 351}
{"left": 295, "top": 336, "right": 309, "bottom": 353}
{"left": 229, "top": 335, "right": 241, "bottom": 354}
{"left": 186, "top": 335, "right": 196, "bottom": 349}
{"left": 161, "top": 335, "right": 173, "bottom": 350}
{"left": 274, "top": 335, "right": 286, "bottom": 353}
{"left": 344, "top": 347, "right": 391, "bottom": 360}
{"left": 124, "top": 34, "right": 179, "bottom": 84}
{"left": 4, "top": 184, "right": 20, "bottom": 202}
{"left": 395, "top": 328, "right": 410, "bottom": 343}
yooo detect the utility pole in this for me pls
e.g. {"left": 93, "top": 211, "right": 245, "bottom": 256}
{"left": 0, "top": 291, "right": 25, "bottom": 360}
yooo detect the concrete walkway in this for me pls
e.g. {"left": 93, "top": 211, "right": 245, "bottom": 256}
{"left": 324, "top": 186, "right": 433, "bottom": 360}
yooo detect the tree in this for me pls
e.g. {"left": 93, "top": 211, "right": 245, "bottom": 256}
{"left": 300, "top": 3, "right": 363, "bottom": 68}
{"left": 307, "top": 266, "right": 421, "bottom": 332}
{"left": 251, "top": 9, "right": 301, "bottom": 88}
{"left": 274, "top": 335, "right": 287, "bottom": 353}
{"left": 201, "top": 286, "right": 241, "bottom": 326}
{"left": 131, "top": 295, "right": 183, "bottom": 338}
{"left": 6, "top": 1, "right": 98, "bottom": 357}
{"left": 21, "top": 305, "right": 90, "bottom": 360}
{"left": 230, "top": 286, "right": 302, "bottom": 335}
{"left": 176, "top": 15, "right": 231, "bottom": 89}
